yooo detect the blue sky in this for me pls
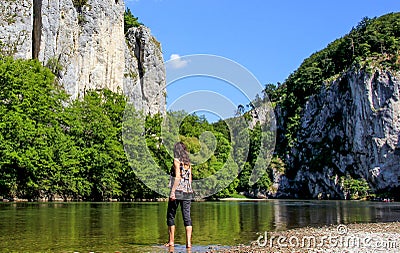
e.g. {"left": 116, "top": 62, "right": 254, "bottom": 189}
{"left": 125, "top": 0, "right": 399, "bottom": 121}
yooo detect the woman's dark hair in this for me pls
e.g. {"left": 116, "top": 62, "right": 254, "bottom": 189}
{"left": 174, "top": 142, "right": 190, "bottom": 165}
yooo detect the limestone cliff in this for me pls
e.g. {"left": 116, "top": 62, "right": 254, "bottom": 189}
{"left": 275, "top": 67, "right": 400, "bottom": 198}
{"left": 0, "top": 0, "right": 165, "bottom": 114}
{"left": 124, "top": 26, "right": 166, "bottom": 115}
{"left": 0, "top": 0, "right": 32, "bottom": 58}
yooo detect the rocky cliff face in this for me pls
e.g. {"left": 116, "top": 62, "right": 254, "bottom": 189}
{"left": 39, "top": 0, "right": 126, "bottom": 99}
{"left": 124, "top": 26, "right": 166, "bottom": 115}
{"left": 0, "top": 0, "right": 165, "bottom": 114}
{"left": 276, "top": 67, "right": 400, "bottom": 198}
{"left": 0, "top": 0, "right": 32, "bottom": 58}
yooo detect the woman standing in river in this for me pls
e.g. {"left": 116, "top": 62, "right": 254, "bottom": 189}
{"left": 165, "top": 141, "right": 193, "bottom": 249}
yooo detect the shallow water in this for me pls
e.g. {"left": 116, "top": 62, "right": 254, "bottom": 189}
{"left": 0, "top": 200, "right": 399, "bottom": 252}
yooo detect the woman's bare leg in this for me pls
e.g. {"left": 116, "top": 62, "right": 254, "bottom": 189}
{"left": 185, "top": 226, "right": 192, "bottom": 248}
{"left": 166, "top": 225, "right": 175, "bottom": 246}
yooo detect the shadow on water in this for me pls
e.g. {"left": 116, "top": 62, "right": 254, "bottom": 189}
{"left": 0, "top": 200, "right": 399, "bottom": 252}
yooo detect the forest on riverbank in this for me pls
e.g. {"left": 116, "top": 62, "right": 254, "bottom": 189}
{"left": 0, "top": 56, "right": 272, "bottom": 201}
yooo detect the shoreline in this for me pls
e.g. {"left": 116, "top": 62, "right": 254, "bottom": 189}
{"left": 214, "top": 221, "right": 400, "bottom": 252}
{"left": 1, "top": 197, "right": 397, "bottom": 203}
{"left": 218, "top": 197, "right": 269, "bottom": 201}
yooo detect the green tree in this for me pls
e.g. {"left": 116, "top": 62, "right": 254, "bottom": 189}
{"left": 0, "top": 57, "right": 68, "bottom": 200}
{"left": 63, "top": 90, "right": 127, "bottom": 201}
{"left": 124, "top": 8, "right": 143, "bottom": 34}
{"left": 341, "top": 176, "right": 371, "bottom": 200}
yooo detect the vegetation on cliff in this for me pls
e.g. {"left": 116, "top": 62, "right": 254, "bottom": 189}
{"left": 265, "top": 13, "right": 400, "bottom": 152}
{"left": 124, "top": 8, "right": 142, "bottom": 34}
{"left": 259, "top": 12, "right": 400, "bottom": 199}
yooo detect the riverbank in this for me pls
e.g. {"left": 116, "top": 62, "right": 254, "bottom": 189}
{"left": 218, "top": 197, "right": 269, "bottom": 201}
{"left": 215, "top": 222, "right": 400, "bottom": 252}
{"left": 2, "top": 195, "right": 396, "bottom": 203}
{"left": 0, "top": 196, "right": 264, "bottom": 202}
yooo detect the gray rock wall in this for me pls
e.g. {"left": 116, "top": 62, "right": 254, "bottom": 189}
{"left": 0, "top": 0, "right": 32, "bottom": 58}
{"left": 279, "top": 68, "right": 400, "bottom": 198}
{"left": 124, "top": 26, "right": 166, "bottom": 115}
{"left": 40, "top": 0, "right": 125, "bottom": 99}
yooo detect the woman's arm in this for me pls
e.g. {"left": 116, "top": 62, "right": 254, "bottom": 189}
{"left": 170, "top": 158, "right": 181, "bottom": 200}
{"left": 189, "top": 165, "right": 192, "bottom": 184}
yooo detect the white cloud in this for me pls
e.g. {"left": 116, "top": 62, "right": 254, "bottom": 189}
{"left": 169, "top": 54, "right": 189, "bottom": 69}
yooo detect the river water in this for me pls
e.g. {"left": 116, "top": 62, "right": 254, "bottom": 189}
{"left": 0, "top": 200, "right": 399, "bottom": 252}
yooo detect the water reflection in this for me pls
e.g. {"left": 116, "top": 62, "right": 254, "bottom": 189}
{"left": 269, "top": 200, "right": 400, "bottom": 230}
{"left": 0, "top": 200, "right": 399, "bottom": 252}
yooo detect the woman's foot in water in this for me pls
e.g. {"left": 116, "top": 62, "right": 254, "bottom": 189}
{"left": 185, "top": 226, "right": 192, "bottom": 249}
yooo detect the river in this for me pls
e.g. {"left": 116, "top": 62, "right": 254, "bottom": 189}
{"left": 0, "top": 200, "right": 399, "bottom": 252}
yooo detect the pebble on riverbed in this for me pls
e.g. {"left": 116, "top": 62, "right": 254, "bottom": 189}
{"left": 214, "top": 222, "right": 400, "bottom": 253}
